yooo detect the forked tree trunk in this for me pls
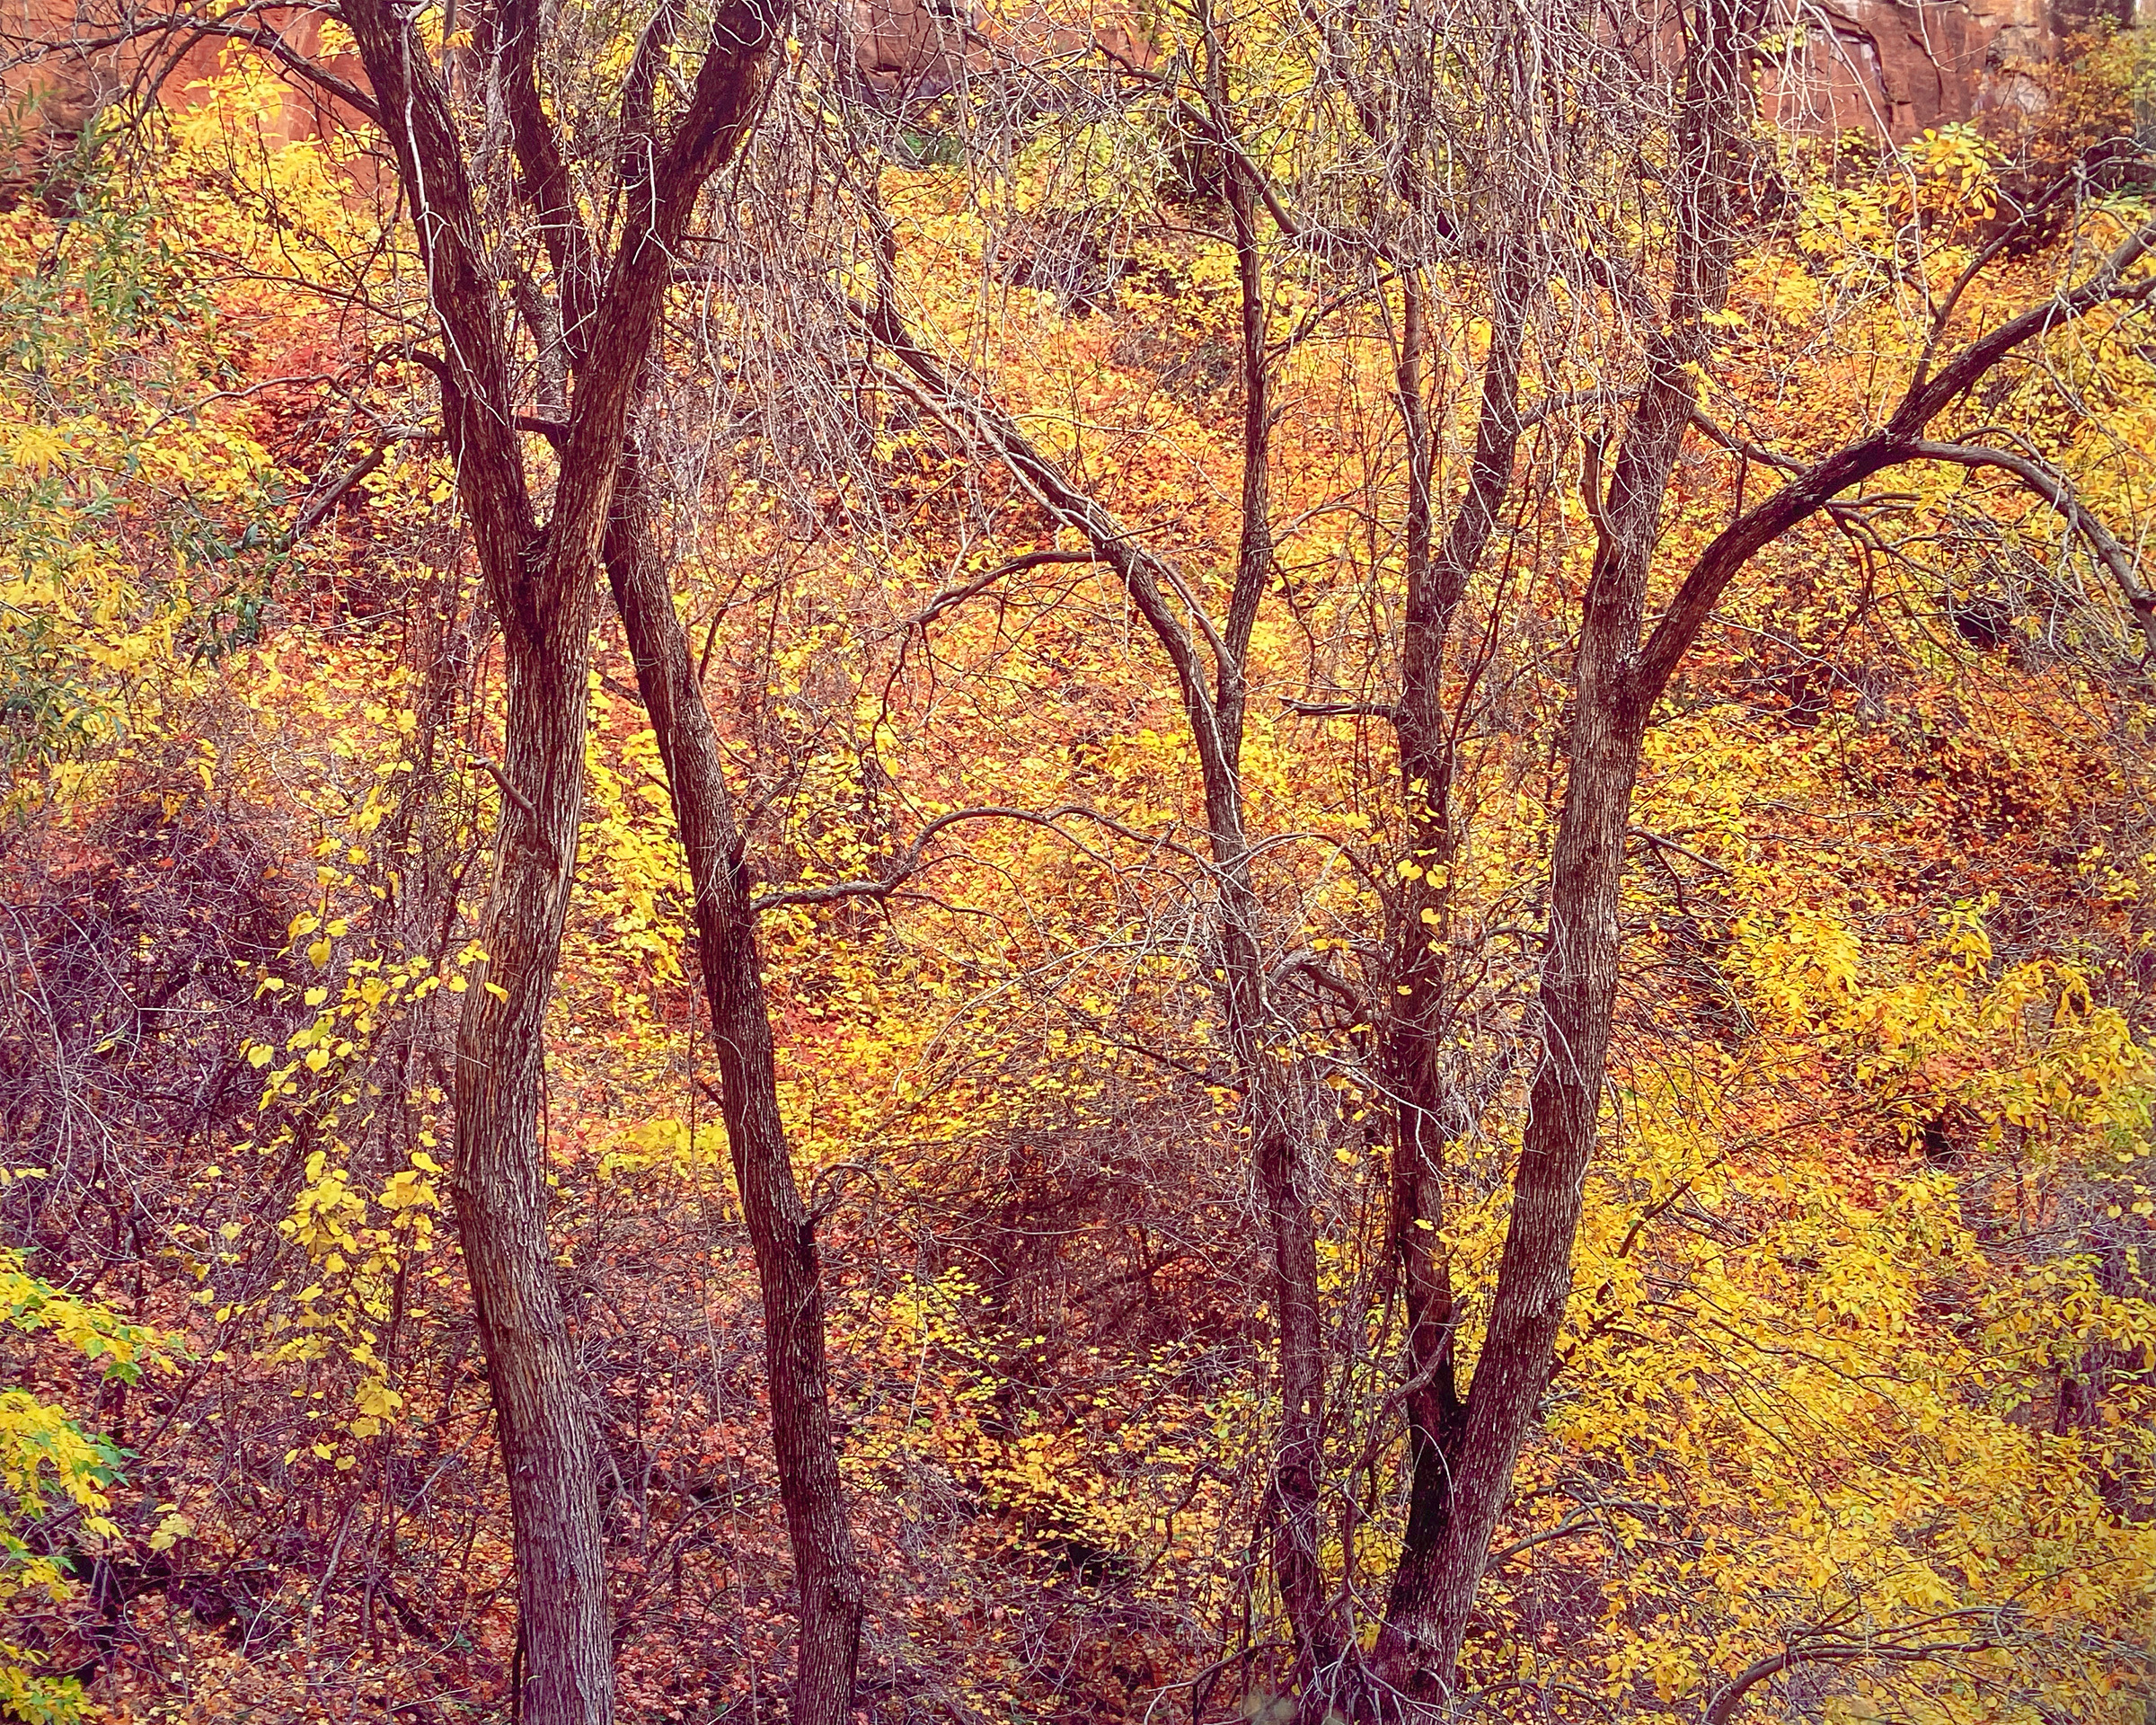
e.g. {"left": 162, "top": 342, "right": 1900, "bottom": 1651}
{"left": 865, "top": 4, "right": 2156, "bottom": 1706}
{"left": 1373, "top": 270, "right": 1463, "bottom": 1680}
{"left": 604, "top": 464, "right": 866, "bottom": 1725}
{"left": 1387, "top": 0, "right": 1748, "bottom": 1690}
{"left": 1409, "top": 209, "right": 1739, "bottom": 1725}
{"left": 1372, "top": 256, "right": 1530, "bottom": 1687}
{"left": 342, "top": 9, "right": 622, "bottom": 1705}
{"left": 329, "top": 5, "right": 782, "bottom": 1719}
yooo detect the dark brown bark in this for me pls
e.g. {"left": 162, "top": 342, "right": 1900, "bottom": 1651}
{"left": 340, "top": 13, "right": 605, "bottom": 1716}
{"left": 1382, "top": 10, "right": 2156, "bottom": 1703}
{"left": 1395, "top": 2, "right": 1754, "bottom": 1690}
{"left": 448, "top": 569, "right": 614, "bottom": 1725}
{"left": 1233, "top": 897, "right": 1336, "bottom": 1699}
{"left": 1372, "top": 264, "right": 1465, "bottom": 1688}
{"left": 870, "top": 106, "right": 2156, "bottom": 1700}
{"left": 603, "top": 463, "right": 866, "bottom": 1725}
{"left": 1289, "top": 14, "right": 1546, "bottom": 1685}
{"left": 1206, "top": 0, "right": 1271, "bottom": 765}
{"left": 1372, "top": 250, "right": 1530, "bottom": 1686}
{"left": 327, "top": 6, "right": 782, "bottom": 1720}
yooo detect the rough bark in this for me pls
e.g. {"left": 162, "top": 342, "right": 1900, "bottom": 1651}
{"left": 1391, "top": 0, "right": 1754, "bottom": 1694}
{"left": 869, "top": 126, "right": 2156, "bottom": 1701}
{"left": 328, "top": 5, "right": 782, "bottom": 1719}
{"left": 1371, "top": 265, "right": 1468, "bottom": 1689}
{"left": 1372, "top": 252, "right": 1529, "bottom": 1689}
{"left": 449, "top": 563, "right": 614, "bottom": 1725}
{"left": 1291, "top": 13, "right": 1548, "bottom": 1685}
{"left": 338, "top": 13, "right": 607, "bottom": 1717}
{"left": 1207, "top": 0, "right": 1271, "bottom": 765}
{"left": 603, "top": 462, "right": 866, "bottom": 1725}
{"left": 1388, "top": 4, "right": 2156, "bottom": 1700}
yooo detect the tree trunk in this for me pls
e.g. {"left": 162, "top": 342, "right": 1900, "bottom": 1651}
{"left": 1384, "top": 151, "right": 2156, "bottom": 1703}
{"left": 1218, "top": 860, "right": 1337, "bottom": 1697}
{"left": 451, "top": 571, "right": 615, "bottom": 1725}
{"left": 1393, "top": 0, "right": 1749, "bottom": 1691}
{"left": 1371, "top": 267, "right": 1467, "bottom": 1689}
{"left": 333, "top": 14, "right": 624, "bottom": 1715}
{"left": 335, "top": 5, "right": 782, "bottom": 1714}
{"left": 604, "top": 464, "right": 866, "bottom": 1725}
{"left": 1372, "top": 253, "right": 1529, "bottom": 1692}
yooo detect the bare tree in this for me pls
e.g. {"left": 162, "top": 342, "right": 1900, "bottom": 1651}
{"left": 0, "top": 0, "right": 795, "bottom": 1715}
{"left": 1380, "top": 0, "right": 2156, "bottom": 1699}
{"left": 333, "top": 5, "right": 781, "bottom": 1718}
{"left": 602, "top": 460, "right": 867, "bottom": 1725}
{"left": 11, "top": 0, "right": 2152, "bottom": 1714}
{"left": 1016, "top": 0, "right": 2156, "bottom": 1706}
{"left": 856, "top": 6, "right": 1574, "bottom": 1705}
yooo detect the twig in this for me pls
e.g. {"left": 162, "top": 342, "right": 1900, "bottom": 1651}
{"left": 470, "top": 756, "right": 536, "bottom": 821}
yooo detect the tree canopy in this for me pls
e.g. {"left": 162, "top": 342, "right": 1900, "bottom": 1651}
{"left": 0, "top": 3, "right": 2152, "bottom": 1722}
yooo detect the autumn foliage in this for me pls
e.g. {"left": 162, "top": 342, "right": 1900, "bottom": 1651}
{"left": 0, "top": 6, "right": 2152, "bottom": 1724}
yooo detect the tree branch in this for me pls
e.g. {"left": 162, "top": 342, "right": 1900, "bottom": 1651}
{"left": 857, "top": 300, "right": 1237, "bottom": 778}
{"left": 493, "top": 0, "right": 602, "bottom": 360}
{"left": 906, "top": 549, "right": 1103, "bottom": 632}
{"left": 286, "top": 427, "right": 435, "bottom": 541}
{"left": 1627, "top": 825, "right": 1731, "bottom": 877}
{"left": 750, "top": 804, "right": 1180, "bottom": 913}
{"left": 47, "top": 12, "right": 385, "bottom": 127}
{"left": 342, "top": 0, "right": 536, "bottom": 589}
{"left": 1905, "top": 438, "right": 2156, "bottom": 654}
{"left": 1703, "top": 1634, "right": 1993, "bottom": 1725}
{"left": 1630, "top": 212, "right": 2156, "bottom": 706}
{"left": 1280, "top": 697, "right": 1401, "bottom": 721}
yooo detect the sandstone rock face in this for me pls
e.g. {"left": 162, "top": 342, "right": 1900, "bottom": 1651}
{"left": 3, "top": 1, "right": 362, "bottom": 201}
{"left": 840, "top": 0, "right": 973, "bottom": 106}
{"left": 836, "top": 0, "right": 1159, "bottom": 109}
{"left": 1761, "top": 0, "right": 2133, "bottom": 140}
